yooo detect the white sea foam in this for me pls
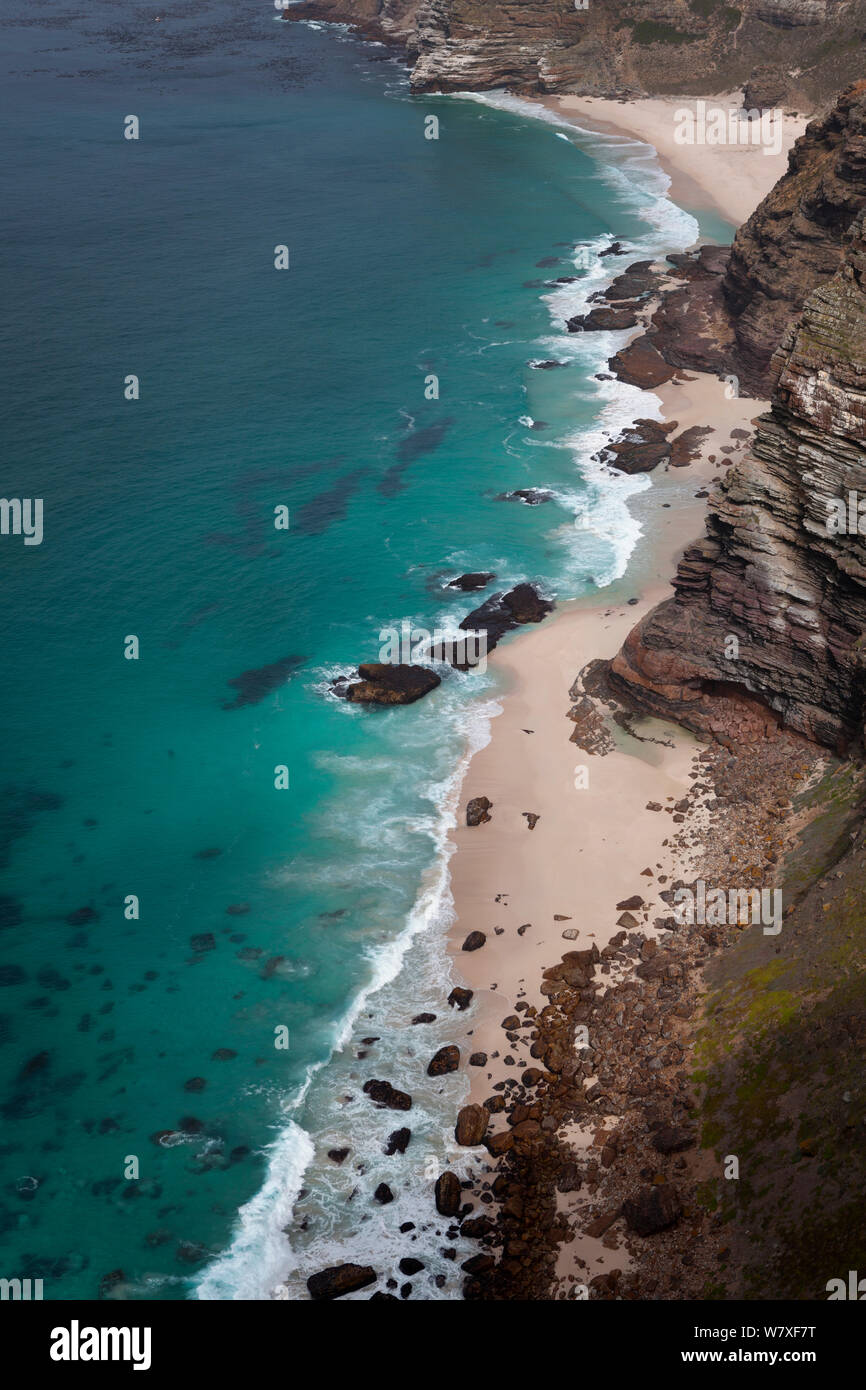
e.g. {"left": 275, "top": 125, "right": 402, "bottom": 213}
{"left": 202, "top": 78, "right": 701, "bottom": 1303}
{"left": 195, "top": 691, "right": 498, "bottom": 1300}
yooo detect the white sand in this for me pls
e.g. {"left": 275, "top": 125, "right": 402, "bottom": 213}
{"left": 539, "top": 92, "right": 807, "bottom": 228}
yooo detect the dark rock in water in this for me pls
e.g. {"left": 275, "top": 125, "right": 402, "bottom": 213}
{"left": 221, "top": 655, "right": 304, "bottom": 710}
{"left": 459, "top": 583, "right": 554, "bottom": 655}
{"left": 369, "top": 1291, "right": 399, "bottom": 1301}
{"left": 462, "top": 931, "right": 486, "bottom": 953}
{"left": 183, "top": 1077, "right": 206, "bottom": 1093}
{"left": 466, "top": 796, "right": 492, "bottom": 827}
{"left": 427, "top": 1045, "right": 460, "bottom": 1077}
{"left": 609, "top": 334, "right": 676, "bottom": 390}
{"left": 448, "top": 987, "right": 473, "bottom": 1011}
{"left": 384, "top": 1127, "right": 411, "bottom": 1156}
{"left": 332, "top": 663, "right": 441, "bottom": 706}
{"left": 435, "top": 1171, "right": 462, "bottom": 1217}
{"left": 568, "top": 305, "right": 638, "bottom": 332}
{"left": 399, "top": 1257, "right": 424, "bottom": 1276}
{"left": 66, "top": 906, "right": 99, "bottom": 927}
{"left": 455, "top": 1104, "right": 488, "bottom": 1147}
{"left": 176, "top": 1241, "right": 208, "bottom": 1265}
{"left": 211, "top": 1048, "right": 237, "bottom": 1061}
{"left": 499, "top": 488, "right": 554, "bottom": 505}
{"left": 0, "top": 965, "right": 27, "bottom": 987}
{"left": 446, "top": 572, "right": 495, "bottom": 591}
{"left": 604, "top": 259, "right": 659, "bottom": 301}
{"left": 190, "top": 933, "right": 215, "bottom": 954}
{"left": 307, "top": 1263, "right": 378, "bottom": 1301}
{"left": 374, "top": 1182, "right": 394, "bottom": 1205}
{"left": 194, "top": 847, "right": 222, "bottom": 860}
{"left": 19, "top": 1051, "right": 50, "bottom": 1079}
{"left": 363, "top": 1079, "right": 412, "bottom": 1111}
{"left": 602, "top": 418, "right": 677, "bottom": 474}
{"left": 327, "top": 1147, "right": 350, "bottom": 1164}
{"left": 528, "top": 359, "right": 567, "bottom": 370}
{"left": 410, "top": 1012, "right": 436, "bottom": 1025}
{"left": 623, "top": 1183, "right": 682, "bottom": 1236}
{"left": 599, "top": 240, "right": 625, "bottom": 258}
{"left": 225, "top": 903, "right": 250, "bottom": 916}
{"left": 229, "top": 1146, "right": 250, "bottom": 1164}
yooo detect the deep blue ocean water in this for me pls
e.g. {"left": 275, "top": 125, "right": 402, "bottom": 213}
{"left": 0, "top": 0, "right": 730, "bottom": 1299}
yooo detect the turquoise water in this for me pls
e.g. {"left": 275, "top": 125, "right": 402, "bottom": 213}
{"left": 0, "top": 2, "right": 718, "bottom": 1300}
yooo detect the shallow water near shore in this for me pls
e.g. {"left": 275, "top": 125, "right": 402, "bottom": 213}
{"left": 0, "top": 1, "right": 730, "bottom": 1300}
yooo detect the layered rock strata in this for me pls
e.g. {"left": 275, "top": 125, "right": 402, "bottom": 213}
{"left": 610, "top": 210, "right": 866, "bottom": 751}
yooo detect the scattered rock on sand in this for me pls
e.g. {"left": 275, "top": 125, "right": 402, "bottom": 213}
{"left": 448, "top": 987, "right": 473, "bottom": 1010}
{"left": 455, "top": 1103, "right": 489, "bottom": 1146}
{"left": 466, "top": 796, "right": 492, "bottom": 826}
{"left": 522, "top": 812, "right": 540, "bottom": 830}
{"left": 623, "top": 1183, "right": 682, "bottom": 1236}
{"left": 462, "top": 931, "right": 486, "bottom": 952}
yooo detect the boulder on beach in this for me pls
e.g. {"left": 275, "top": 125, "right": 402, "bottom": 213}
{"left": 307, "top": 1263, "right": 378, "bottom": 1300}
{"left": 461, "top": 931, "right": 486, "bottom": 952}
{"left": 466, "top": 796, "right": 492, "bottom": 826}
{"left": 448, "top": 986, "right": 473, "bottom": 1010}
{"left": 623, "top": 1183, "right": 682, "bottom": 1236}
{"left": 455, "top": 1104, "right": 489, "bottom": 1147}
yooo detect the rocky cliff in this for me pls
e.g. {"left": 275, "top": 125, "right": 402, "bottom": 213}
{"left": 610, "top": 208, "right": 866, "bottom": 751}
{"left": 609, "top": 84, "right": 866, "bottom": 400}
{"left": 289, "top": 0, "right": 866, "bottom": 109}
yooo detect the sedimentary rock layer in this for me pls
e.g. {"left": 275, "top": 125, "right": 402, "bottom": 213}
{"left": 288, "top": 0, "right": 866, "bottom": 110}
{"left": 610, "top": 211, "right": 866, "bottom": 750}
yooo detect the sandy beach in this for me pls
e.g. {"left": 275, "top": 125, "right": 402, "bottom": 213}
{"left": 439, "top": 97, "right": 787, "bottom": 1287}
{"left": 537, "top": 92, "right": 807, "bottom": 227}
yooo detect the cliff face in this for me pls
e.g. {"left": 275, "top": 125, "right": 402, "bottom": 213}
{"left": 722, "top": 82, "right": 866, "bottom": 395}
{"left": 608, "top": 85, "right": 866, "bottom": 400}
{"left": 610, "top": 210, "right": 866, "bottom": 751}
{"left": 289, "top": 0, "right": 866, "bottom": 109}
